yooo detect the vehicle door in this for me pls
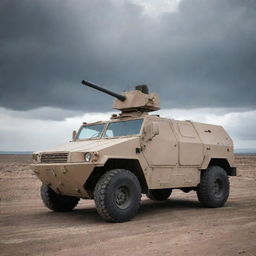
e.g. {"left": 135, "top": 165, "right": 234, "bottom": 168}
{"left": 141, "top": 119, "right": 178, "bottom": 166}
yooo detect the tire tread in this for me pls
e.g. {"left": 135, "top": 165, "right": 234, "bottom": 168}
{"left": 94, "top": 169, "right": 141, "bottom": 222}
{"left": 197, "top": 166, "right": 230, "bottom": 208}
{"left": 41, "top": 184, "right": 79, "bottom": 212}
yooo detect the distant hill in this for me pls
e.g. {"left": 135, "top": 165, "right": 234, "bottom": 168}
{"left": 234, "top": 148, "right": 256, "bottom": 155}
{"left": 0, "top": 151, "right": 33, "bottom": 155}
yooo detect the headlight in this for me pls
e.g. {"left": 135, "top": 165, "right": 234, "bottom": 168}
{"left": 32, "top": 154, "right": 40, "bottom": 163}
{"left": 84, "top": 152, "right": 92, "bottom": 162}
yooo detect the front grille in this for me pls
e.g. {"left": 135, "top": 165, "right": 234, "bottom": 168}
{"left": 41, "top": 153, "right": 68, "bottom": 163}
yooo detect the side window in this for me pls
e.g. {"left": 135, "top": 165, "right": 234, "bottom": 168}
{"left": 105, "top": 129, "right": 114, "bottom": 137}
{"left": 104, "top": 119, "right": 143, "bottom": 138}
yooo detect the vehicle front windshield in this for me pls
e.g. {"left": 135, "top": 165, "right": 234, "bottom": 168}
{"left": 77, "top": 123, "right": 105, "bottom": 139}
{"left": 104, "top": 119, "right": 143, "bottom": 138}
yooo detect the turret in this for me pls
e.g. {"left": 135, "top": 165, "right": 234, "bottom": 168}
{"left": 81, "top": 80, "right": 160, "bottom": 113}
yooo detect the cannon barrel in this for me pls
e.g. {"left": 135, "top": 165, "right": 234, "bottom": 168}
{"left": 81, "top": 80, "right": 126, "bottom": 101}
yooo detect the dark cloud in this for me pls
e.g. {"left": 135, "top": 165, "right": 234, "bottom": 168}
{"left": 0, "top": 107, "right": 84, "bottom": 121}
{"left": 0, "top": 0, "right": 256, "bottom": 112}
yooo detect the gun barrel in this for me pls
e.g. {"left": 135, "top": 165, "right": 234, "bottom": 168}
{"left": 81, "top": 80, "right": 126, "bottom": 101}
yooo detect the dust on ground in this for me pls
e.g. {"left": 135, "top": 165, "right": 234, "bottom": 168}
{"left": 0, "top": 154, "right": 255, "bottom": 256}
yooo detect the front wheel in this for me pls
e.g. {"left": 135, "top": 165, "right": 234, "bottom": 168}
{"left": 94, "top": 169, "right": 141, "bottom": 222}
{"left": 40, "top": 184, "right": 80, "bottom": 212}
{"left": 197, "top": 166, "right": 230, "bottom": 208}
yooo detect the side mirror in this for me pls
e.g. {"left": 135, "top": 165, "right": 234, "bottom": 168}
{"left": 72, "top": 130, "right": 77, "bottom": 141}
{"left": 152, "top": 122, "right": 159, "bottom": 136}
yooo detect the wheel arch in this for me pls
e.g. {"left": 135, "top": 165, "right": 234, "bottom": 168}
{"left": 202, "top": 158, "right": 236, "bottom": 176}
{"left": 84, "top": 158, "right": 148, "bottom": 195}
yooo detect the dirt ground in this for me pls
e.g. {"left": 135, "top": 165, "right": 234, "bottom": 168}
{"left": 0, "top": 155, "right": 256, "bottom": 256}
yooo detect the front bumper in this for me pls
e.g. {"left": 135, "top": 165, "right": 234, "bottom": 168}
{"left": 31, "top": 162, "right": 97, "bottom": 198}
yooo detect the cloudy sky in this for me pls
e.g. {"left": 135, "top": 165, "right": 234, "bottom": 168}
{"left": 0, "top": 0, "right": 255, "bottom": 151}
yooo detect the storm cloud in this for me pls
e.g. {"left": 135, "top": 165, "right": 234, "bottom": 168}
{"left": 1, "top": 0, "right": 256, "bottom": 112}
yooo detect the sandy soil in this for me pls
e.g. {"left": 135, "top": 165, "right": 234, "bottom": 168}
{"left": 0, "top": 155, "right": 256, "bottom": 256}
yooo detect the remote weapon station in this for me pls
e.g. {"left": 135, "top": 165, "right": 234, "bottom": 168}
{"left": 31, "top": 81, "right": 237, "bottom": 222}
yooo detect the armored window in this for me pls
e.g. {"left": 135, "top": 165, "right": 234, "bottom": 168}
{"left": 104, "top": 119, "right": 143, "bottom": 138}
{"left": 77, "top": 123, "right": 105, "bottom": 139}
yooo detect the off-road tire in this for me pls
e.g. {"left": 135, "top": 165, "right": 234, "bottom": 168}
{"left": 197, "top": 166, "right": 230, "bottom": 208}
{"left": 94, "top": 169, "right": 141, "bottom": 222}
{"left": 40, "top": 184, "right": 80, "bottom": 212}
{"left": 146, "top": 189, "right": 172, "bottom": 201}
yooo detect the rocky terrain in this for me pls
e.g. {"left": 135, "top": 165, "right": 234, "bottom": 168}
{"left": 0, "top": 154, "right": 255, "bottom": 256}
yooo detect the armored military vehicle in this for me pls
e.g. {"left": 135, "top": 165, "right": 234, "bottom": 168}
{"left": 31, "top": 80, "right": 237, "bottom": 222}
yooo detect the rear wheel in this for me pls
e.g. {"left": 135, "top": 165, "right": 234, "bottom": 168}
{"left": 94, "top": 169, "right": 141, "bottom": 222}
{"left": 197, "top": 166, "right": 229, "bottom": 208}
{"left": 146, "top": 189, "right": 172, "bottom": 201}
{"left": 40, "top": 184, "right": 80, "bottom": 212}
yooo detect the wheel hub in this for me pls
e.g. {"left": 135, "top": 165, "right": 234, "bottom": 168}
{"left": 115, "top": 186, "right": 131, "bottom": 209}
{"left": 213, "top": 179, "right": 223, "bottom": 197}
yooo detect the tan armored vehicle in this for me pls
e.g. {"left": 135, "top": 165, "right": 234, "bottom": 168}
{"left": 31, "top": 81, "right": 237, "bottom": 222}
